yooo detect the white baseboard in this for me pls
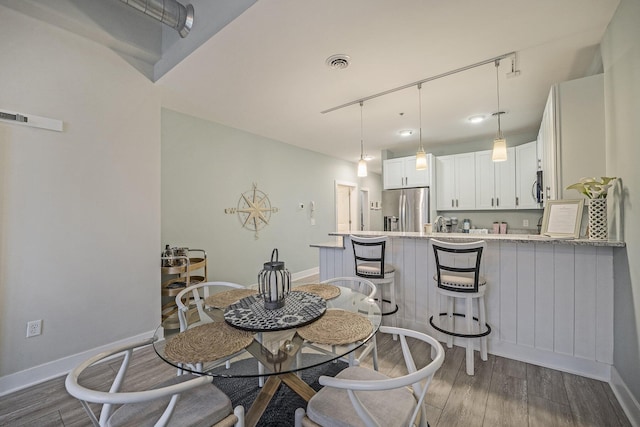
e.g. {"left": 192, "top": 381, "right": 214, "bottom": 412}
{"left": 292, "top": 267, "right": 319, "bottom": 281}
{"left": 400, "top": 317, "right": 611, "bottom": 381}
{"left": 610, "top": 366, "right": 640, "bottom": 426}
{"left": 0, "top": 330, "right": 156, "bottom": 397}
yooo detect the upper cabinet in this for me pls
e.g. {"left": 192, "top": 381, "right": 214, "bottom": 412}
{"left": 383, "top": 154, "right": 431, "bottom": 189}
{"left": 435, "top": 143, "right": 539, "bottom": 212}
{"left": 436, "top": 153, "right": 476, "bottom": 210}
{"left": 537, "top": 88, "right": 559, "bottom": 204}
{"left": 475, "top": 148, "right": 516, "bottom": 209}
{"left": 537, "top": 74, "right": 605, "bottom": 205}
{"left": 515, "top": 141, "right": 541, "bottom": 209}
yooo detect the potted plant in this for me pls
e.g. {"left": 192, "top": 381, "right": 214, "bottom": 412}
{"left": 566, "top": 177, "right": 616, "bottom": 239}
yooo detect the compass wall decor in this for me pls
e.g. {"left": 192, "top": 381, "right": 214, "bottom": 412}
{"left": 224, "top": 183, "right": 279, "bottom": 239}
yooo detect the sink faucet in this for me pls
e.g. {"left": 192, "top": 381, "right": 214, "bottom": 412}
{"left": 433, "top": 215, "right": 446, "bottom": 233}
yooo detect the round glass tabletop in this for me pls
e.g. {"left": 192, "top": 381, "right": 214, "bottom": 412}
{"left": 153, "top": 284, "right": 382, "bottom": 378}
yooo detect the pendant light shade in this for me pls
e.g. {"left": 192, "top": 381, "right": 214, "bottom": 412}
{"left": 492, "top": 60, "right": 508, "bottom": 162}
{"left": 416, "top": 149, "right": 428, "bottom": 169}
{"left": 492, "top": 138, "right": 507, "bottom": 161}
{"left": 357, "top": 101, "right": 368, "bottom": 177}
{"left": 415, "top": 83, "right": 427, "bottom": 170}
{"left": 357, "top": 158, "right": 367, "bottom": 177}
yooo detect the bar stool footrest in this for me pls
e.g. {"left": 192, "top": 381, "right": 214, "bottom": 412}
{"left": 429, "top": 313, "right": 491, "bottom": 338}
{"left": 374, "top": 298, "right": 398, "bottom": 316}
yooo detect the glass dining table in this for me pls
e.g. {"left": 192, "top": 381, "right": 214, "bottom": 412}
{"left": 153, "top": 284, "right": 382, "bottom": 427}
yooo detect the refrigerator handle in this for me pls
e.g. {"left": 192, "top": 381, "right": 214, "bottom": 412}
{"left": 399, "top": 193, "right": 405, "bottom": 231}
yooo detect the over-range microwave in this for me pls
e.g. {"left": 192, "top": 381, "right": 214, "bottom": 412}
{"left": 535, "top": 170, "right": 544, "bottom": 204}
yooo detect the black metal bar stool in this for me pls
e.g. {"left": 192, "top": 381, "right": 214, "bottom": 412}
{"left": 429, "top": 239, "right": 491, "bottom": 375}
{"left": 350, "top": 235, "right": 398, "bottom": 335}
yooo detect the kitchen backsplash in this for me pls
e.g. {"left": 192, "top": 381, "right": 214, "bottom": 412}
{"left": 436, "top": 209, "right": 543, "bottom": 234}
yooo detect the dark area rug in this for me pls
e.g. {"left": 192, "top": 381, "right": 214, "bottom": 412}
{"left": 211, "top": 355, "right": 347, "bottom": 427}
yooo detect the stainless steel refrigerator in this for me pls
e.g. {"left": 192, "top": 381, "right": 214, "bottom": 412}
{"left": 382, "top": 187, "right": 430, "bottom": 232}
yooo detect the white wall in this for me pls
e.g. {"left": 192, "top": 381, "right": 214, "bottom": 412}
{"left": 556, "top": 74, "right": 607, "bottom": 199}
{"left": 161, "top": 109, "right": 382, "bottom": 285}
{"left": 0, "top": 6, "right": 161, "bottom": 389}
{"left": 601, "top": 0, "right": 640, "bottom": 422}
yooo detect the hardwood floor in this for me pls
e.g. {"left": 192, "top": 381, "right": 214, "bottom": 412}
{"left": 0, "top": 275, "right": 632, "bottom": 426}
{"left": 0, "top": 332, "right": 631, "bottom": 427}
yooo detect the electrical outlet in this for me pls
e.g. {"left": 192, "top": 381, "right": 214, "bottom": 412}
{"left": 523, "top": 219, "right": 529, "bottom": 227}
{"left": 26, "top": 319, "right": 42, "bottom": 338}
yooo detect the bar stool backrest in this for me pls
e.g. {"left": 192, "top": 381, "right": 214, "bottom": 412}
{"left": 350, "top": 235, "right": 387, "bottom": 280}
{"left": 432, "top": 239, "right": 487, "bottom": 293}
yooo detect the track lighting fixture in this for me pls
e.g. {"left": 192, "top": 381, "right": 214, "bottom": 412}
{"left": 492, "top": 60, "right": 508, "bottom": 162}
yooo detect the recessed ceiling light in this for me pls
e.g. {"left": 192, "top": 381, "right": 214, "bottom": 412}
{"left": 399, "top": 130, "right": 413, "bottom": 137}
{"left": 363, "top": 154, "right": 374, "bottom": 161}
{"left": 468, "top": 115, "right": 486, "bottom": 124}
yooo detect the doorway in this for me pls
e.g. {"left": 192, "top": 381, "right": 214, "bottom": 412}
{"left": 359, "top": 188, "right": 370, "bottom": 231}
{"left": 335, "top": 181, "right": 358, "bottom": 233}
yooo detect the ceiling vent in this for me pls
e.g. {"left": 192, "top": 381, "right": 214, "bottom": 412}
{"left": 119, "top": 0, "right": 194, "bottom": 38}
{"left": 326, "top": 54, "right": 351, "bottom": 70}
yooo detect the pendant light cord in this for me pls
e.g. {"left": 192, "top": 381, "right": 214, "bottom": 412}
{"left": 359, "top": 101, "right": 364, "bottom": 160}
{"left": 418, "top": 83, "right": 423, "bottom": 151}
{"left": 495, "top": 60, "right": 503, "bottom": 139}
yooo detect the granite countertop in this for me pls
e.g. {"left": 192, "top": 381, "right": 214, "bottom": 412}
{"left": 309, "top": 236, "right": 344, "bottom": 248}
{"left": 322, "top": 231, "right": 625, "bottom": 247}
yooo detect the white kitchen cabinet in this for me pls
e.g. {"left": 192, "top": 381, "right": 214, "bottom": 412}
{"left": 537, "top": 89, "right": 559, "bottom": 204}
{"left": 436, "top": 153, "right": 475, "bottom": 210}
{"left": 475, "top": 148, "right": 516, "bottom": 210}
{"left": 536, "top": 74, "right": 605, "bottom": 205}
{"left": 515, "top": 141, "right": 540, "bottom": 209}
{"left": 383, "top": 155, "right": 431, "bottom": 189}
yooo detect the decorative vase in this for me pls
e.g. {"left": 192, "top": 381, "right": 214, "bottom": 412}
{"left": 588, "top": 198, "right": 608, "bottom": 240}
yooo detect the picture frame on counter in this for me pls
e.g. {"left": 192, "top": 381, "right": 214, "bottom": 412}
{"left": 541, "top": 199, "right": 584, "bottom": 239}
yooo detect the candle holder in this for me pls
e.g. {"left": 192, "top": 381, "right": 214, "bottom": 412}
{"left": 258, "top": 249, "right": 291, "bottom": 310}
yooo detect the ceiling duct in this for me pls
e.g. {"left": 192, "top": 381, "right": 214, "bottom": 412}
{"left": 119, "top": 0, "right": 194, "bottom": 38}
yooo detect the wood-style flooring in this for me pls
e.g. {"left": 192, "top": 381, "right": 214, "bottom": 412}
{"left": 0, "top": 332, "right": 632, "bottom": 426}
{"left": 0, "top": 273, "right": 632, "bottom": 426}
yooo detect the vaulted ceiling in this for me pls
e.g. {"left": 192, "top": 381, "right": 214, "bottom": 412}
{"left": 4, "top": 0, "right": 620, "bottom": 173}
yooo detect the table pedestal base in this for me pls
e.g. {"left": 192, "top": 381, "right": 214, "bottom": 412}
{"left": 245, "top": 373, "right": 316, "bottom": 427}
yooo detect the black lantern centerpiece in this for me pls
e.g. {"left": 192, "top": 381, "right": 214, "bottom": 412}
{"left": 258, "top": 249, "right": 291, "bottom": 310}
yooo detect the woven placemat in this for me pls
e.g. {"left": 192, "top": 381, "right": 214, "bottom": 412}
{"left": 204, "top": 289, "right": 258, "bottom": 308}
{"left": 292, "top": 284, "right": 340, "bottom": 300}
{"left": 297, "top": 309, "right": 373, "bottom": 345}
{"left": 165, "top": 322, "right": 254, "bottom": 364}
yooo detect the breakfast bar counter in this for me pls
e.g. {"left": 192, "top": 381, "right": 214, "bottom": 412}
{"left": 312, "top": 231, "right": 625, "bottom": 381}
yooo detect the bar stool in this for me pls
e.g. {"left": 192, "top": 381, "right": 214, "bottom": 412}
{"left": 350, "top": 235, "right": 398, "bottom": 334}
{"left": 429, "top": 239, "right": 491, "bottom": 375}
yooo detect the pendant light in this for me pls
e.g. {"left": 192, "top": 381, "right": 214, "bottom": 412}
{"left": 415, "top": 83, "right": 427, "bottom": 170}
{"left": 492, "top": 60, "right": 508, "bottom": 162}
{"left": 357, "top": 101, "right": 368, "bottom": 177}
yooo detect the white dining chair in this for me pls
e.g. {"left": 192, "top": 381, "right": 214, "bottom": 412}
{"left": 294, "top": 326, "right": 445, "bottom": 427}
{"left": 65, "top": 337, "right": 245, "bottom": 427}
{"left": 175, "top": 281, "right": 249, "bottom": 332}
{"left": 175, "top": 281, "right": 259, "bottom": 378}
{"left": 320, "top": 277, "right": 379, "bottom": 370}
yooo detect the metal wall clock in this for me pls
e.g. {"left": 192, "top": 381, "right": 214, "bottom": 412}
{"left": 224, "top": 183, "right": 279, "bottom": 239}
